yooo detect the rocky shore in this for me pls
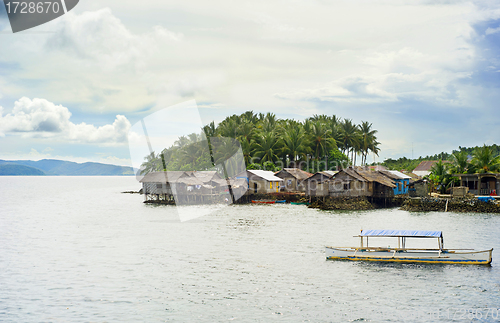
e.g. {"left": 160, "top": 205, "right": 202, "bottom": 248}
{"left": 400, "top": 197, "right": 500, "bottom": 213}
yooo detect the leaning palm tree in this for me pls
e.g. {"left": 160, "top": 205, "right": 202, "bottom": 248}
{"left": 140, "top": 151, "right": 162, "bottom": 175}
{"left": 358, "top": 121, "right": 378, "bottom": 166}
{"left": 470, "top": 145, "right": 500, "bottom": 173}
{"left": 338, "top": 119, "right": 361, "bottom": 164}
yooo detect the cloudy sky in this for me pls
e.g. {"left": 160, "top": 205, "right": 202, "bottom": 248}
{"left": 0, "top": 0, "right": 499, "bottom": 167}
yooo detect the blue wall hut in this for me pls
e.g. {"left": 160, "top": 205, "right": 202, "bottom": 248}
{"left": 380, "top": 170, "right": 411, "bottom": 195}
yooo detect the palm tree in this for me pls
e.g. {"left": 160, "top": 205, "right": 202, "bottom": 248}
{"left": 252, "top": 131, "right": 281, "bottom": 164}
{"left": 471, "top": 145, "right": 500, "bottom": 173}
{"left": 258, "top": 112, "right": 277, "bottom": 133}
{"left": 358, "top": 121, "right": 378, "bottom": 166}
{"left": 281, "top": 125, "right": 310, "bottom": 164}
{"left": 448, "top": 151, "right": 469, "bottom": 174}
{"left": 338, "top": 119, "right": 360, "bottom": 164}
{"left": 140, "top": 151, "right": 161, "bottom": 175}
{"left": 429, "top": 160, "right": 453, "bottom": 193}
{"left": 309, "top": 120, "right": 334, "bottom": 162}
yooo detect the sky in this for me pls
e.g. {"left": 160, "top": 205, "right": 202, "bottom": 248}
{"left": 0, "top": 0, "right": 500, "bottom": 167}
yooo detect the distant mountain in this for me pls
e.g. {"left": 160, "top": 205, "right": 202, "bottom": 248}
{"left": 0, "top": 164, "right": 45, "bottom": 176}
{"left": 0, "top": 159, "right": 135, "bottom": 176}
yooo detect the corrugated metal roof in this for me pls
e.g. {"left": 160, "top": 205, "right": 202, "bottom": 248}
{"left": 247, "top": 170, "right": 284, "bottom": 182}
{"left": 360, "top": 229, "right": 442, "bottom": 238}
{"left": 341, "top": 168, "right": 367, "bottom": 182}
{"left": 191, "top": 171, "right": 222, "bottom": 182}
{"left": 139, "top": 171, "right": 187, "bottom": 183}
{"left": 303, "top": 171, "right": 336, "bottom": 183}
{"left": 275, "top": 168, "right": 313, "bottom": 180}
{"left": 177, "top": 177, "right": 205, "bottom": 185}
{"left": 387, "top": 170, "right": 412, "bottom": 179}
{"left": 413, "top": 160, "right": 448, "bottom": 172}
{"left": 355, "top": 168, "right": 396, "bottom": 188}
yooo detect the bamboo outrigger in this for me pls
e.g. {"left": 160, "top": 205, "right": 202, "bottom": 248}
{"left": 326, "top": 230, "right": 493, "bottom": 265}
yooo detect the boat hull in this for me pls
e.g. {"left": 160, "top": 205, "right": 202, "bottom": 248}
{"left": 325, "top": 247, "right": 493, "bottom": 265}
{"left": 251, "top": 200, "right": 275, "bottom": 204}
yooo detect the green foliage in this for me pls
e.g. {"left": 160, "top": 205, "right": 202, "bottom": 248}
{"left": 380, "top": 144, "right": 500, "bottom": 174}
{"left": 247, "top": 163, "right": 261, "bottom": 170}
{"left": 262, "top": 161, "right": 278, "bottom": 172}
{"left": 428, "top": 160, "right": 457, "bottom": 193}
{"left": 470, "top": 145, "right": 500, "bottom": 173}
{"left": 140, "top": 111, "right": 381, "bottom": 174}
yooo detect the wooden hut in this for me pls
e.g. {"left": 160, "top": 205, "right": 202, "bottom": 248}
{"left": 379, "top": 170, "right": 411, "bottom": 195}
{"left": 408, "top": 179, "right": 429, "bottom": 197}
{"left": 303, "top": 171, "right": 337, "bottom": 197}
{"left": 455, "top": 173, "right": 500, "bottom": 196}
{"left": 140, "top": 170, "right": 234, "bottom": 204}
{"left": 247, "top": 170, "right": 283, "bottom": 194}
{"left": 329, "top": 168, "right": 370, "bottom": 197}
{"left": 328, "top": 167, "right": 396, "bottom": 198}
{"left": 274, "top": 168, "right": 313, "bottom": 192}
{"left": 140, "top": 171, "right": 189, "bottom": 202}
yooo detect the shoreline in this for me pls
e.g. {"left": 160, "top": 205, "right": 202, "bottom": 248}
{"left": 123, "top": 190, "right": 500, "bottom": 213}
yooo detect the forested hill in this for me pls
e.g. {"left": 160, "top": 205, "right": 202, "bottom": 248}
{"left": 140, "top": 112, "right": 380, "bottom": 174}
{"left": 0, "top": 159, "right": 135, "bottom": 176}
{"left": 380, "top": 144, "right": 500, "bottom": 171}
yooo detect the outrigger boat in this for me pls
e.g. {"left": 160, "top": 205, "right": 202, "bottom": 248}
{"left": 326, "top": 230, "right": 493, "bottom": 265}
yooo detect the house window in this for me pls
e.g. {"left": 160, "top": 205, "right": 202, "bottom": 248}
{"left": 270, "top": 182, "right": 273, "bottom": 189}
{"left": 156, "top": 183, "right": 163, "bottom": 189}
{"left": 344, "top": 183, "right": 350, "bottom": 190}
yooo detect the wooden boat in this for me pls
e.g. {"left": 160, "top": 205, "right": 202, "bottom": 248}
{"left": 291, "top": 201, "right": 310, "bottom": 205}
{"left": 326, "top": 230, "right": 493, "bottom": 265}
{"left": 251, "top": 200, "right": 275, "bottom": 204}
{"left": 274, "top": 200, "right": 287, "bottom": 203}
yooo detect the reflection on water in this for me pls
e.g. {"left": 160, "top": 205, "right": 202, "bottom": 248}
{"left": 0, "top": 176, "right": 499, "bottom": 322}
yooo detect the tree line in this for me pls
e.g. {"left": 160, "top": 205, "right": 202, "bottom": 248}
{"left": 381, "top": 144, "right": 500, "bottom": 172}
{"left": 428, "top": 145, "right": 500, "bottom": 193}
{"left": 140, "top": 111, "right": 380, "bottom": 174}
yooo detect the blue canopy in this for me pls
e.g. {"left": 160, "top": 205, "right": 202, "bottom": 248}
{"left": 360, "top": 230, "right": 442, "bottom": 238}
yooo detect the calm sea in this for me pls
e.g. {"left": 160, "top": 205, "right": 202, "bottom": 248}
{"left": 1, "top": 176, "right": 499, "bottom": 322}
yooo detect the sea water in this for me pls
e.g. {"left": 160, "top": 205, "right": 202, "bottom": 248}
{"left": 1, "top": 176, "right": 499, "bottom": 322}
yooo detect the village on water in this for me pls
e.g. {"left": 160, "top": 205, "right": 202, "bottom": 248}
{"left": 137, "top": 113, "right": 500, "bottom": 212}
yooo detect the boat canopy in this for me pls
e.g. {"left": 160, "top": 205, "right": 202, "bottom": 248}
{"left": 360, "top": 230, "right": 442, "bottom": 238}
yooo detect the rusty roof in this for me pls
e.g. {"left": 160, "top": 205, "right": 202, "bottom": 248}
{"left": 275, "top": 168, "right": 314, "bottom": 181}
{"left": 413, "top": 160, "right": 448, "bottom": 172}
{"left": 303, "top": 171, "right": 337, "bottom": 183}
{"left": 356, "top": 169, "right": 396, "bottom": 188}
{"left": 139, "top": 171, "right": 188, "bottom": 183}
{"left": 339, "top": 167, "right": 396, "bottom": 188}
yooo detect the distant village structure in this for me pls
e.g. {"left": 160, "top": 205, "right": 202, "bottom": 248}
{"left": 379, "top": 170, "right": 412, "bottom": 195}
{"left": 455, "top": 173, "right": 499, "bottom": 196}
{"left": 246, "top": 170, "right": 283, "bottom": 194}
{"left": 138, "top": 159, "right": 499, "bottom": 206}
{"left": 140, "top": 170, "right": 247, "bottom": 204}
{"left": 412, "top": 160, "right": 445, "bottom": 177}
{"left": 303, "top": 171, "right": 337, "bottom": 196}
{"left": 275, "top": 168, "right": 313, "bottom": 192}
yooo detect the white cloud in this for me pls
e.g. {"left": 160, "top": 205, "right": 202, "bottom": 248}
{"left": 485, "top": 26, "right": 500, "bottom": 35}
{"left": 45, "top": 8, "right": 183, "bottom": 70}
{"left": 0, "top": 97, "right": 133, "bottom": 146}
{"left": 275, "top": 46, "right": 475, "bottom": 106}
